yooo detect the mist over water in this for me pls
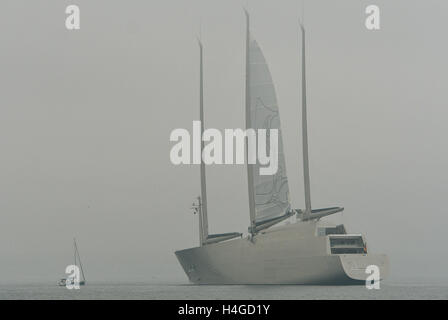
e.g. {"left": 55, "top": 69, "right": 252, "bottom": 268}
{"left": 1, "top": 0, "right": 448, "bottom": 290}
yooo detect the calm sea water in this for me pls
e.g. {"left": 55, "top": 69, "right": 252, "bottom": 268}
{"left": 1, "top": 282, "right": 447, "bottom": 299}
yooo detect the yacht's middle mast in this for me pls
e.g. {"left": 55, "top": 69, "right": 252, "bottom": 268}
{"left": 244, "top": 10, "right": 256, "bottom": 235}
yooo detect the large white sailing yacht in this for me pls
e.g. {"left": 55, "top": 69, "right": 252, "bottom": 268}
{"left": 175, "top": 12, "right": 389, "bottom": 285}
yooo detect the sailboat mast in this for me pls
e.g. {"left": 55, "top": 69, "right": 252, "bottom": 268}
{"left": 73, "top": 238, "right": 86, "bottom": 282}
{"left": 198, "top": 40, "right": 208, "bottom": 244}
{"left": 300, "top": 22, "right": 312, "bottom": 219}
{"left": 73, "top": 238, "right": 77, "bottom": 267}
{"left": 244, "top": 10, "right": 256, "bottom": 234}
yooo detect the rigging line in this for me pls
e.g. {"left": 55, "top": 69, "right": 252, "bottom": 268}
{"left": 302, "top": 0, "right": 305, "bottom": 26}
{"left": 199, "top": 17, "right": 202, "bottom": 42}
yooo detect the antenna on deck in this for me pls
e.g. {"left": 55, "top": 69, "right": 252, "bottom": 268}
{"left": 191, "top": 196, "right": 204, "bottom": 246}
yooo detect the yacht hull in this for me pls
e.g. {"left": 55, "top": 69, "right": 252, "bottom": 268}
{"left": 175, "top": 221, "right": 389, "bottom": 285}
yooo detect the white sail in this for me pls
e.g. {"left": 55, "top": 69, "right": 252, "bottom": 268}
{"left": 247, "top": 34, "right": 291, "bottom": 227}
{"left": 74, "top": 238, "right": 86, "bottom": 283}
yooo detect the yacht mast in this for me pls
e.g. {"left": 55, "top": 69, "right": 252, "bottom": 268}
{"left": 198, "top": 40, "right": 209, "bottom": 243}
{"left": 244, "top": 9, "right": 256, "bottom": 234}
{"left": 299, "top": 21, "right": 312, "bottom": 220}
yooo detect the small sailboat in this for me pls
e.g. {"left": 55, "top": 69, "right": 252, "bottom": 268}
{"left": 58, "top": 238, "right": 86, "bottom": 286}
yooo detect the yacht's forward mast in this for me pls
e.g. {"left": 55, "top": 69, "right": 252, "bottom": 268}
{"left": 198, "top": 40, "right": 209, "bottom": 244}
{"left": 192, "top": 40, "right": 242, "bottom": 246}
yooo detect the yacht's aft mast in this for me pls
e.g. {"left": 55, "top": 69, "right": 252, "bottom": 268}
{"left": 298, "top": 21, "right": 344, "bottom": 221}
{"left": 299, "top": 22, "right": 312, "bottom": 220}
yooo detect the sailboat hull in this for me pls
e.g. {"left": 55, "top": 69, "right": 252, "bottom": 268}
{"left": 175, "top": 221, "right": 389, "bottom": 285}
{"left": 57, "top": 279, "right": 86, "bottom": 286}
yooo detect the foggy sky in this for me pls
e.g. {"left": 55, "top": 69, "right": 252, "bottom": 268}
{"left": 1, "top": 0, "right": 447, "bottom": 284}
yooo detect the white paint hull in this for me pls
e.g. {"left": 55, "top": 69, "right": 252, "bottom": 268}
{"left": 175, "top": 221, "right": 389, "bottom": 285}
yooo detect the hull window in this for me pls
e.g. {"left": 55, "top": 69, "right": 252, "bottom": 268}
{"left": 318, "top": 224, "right": 346, "bottom": 236}
{"left": 330, "top": 236, "right": 366, "bottom": 254}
